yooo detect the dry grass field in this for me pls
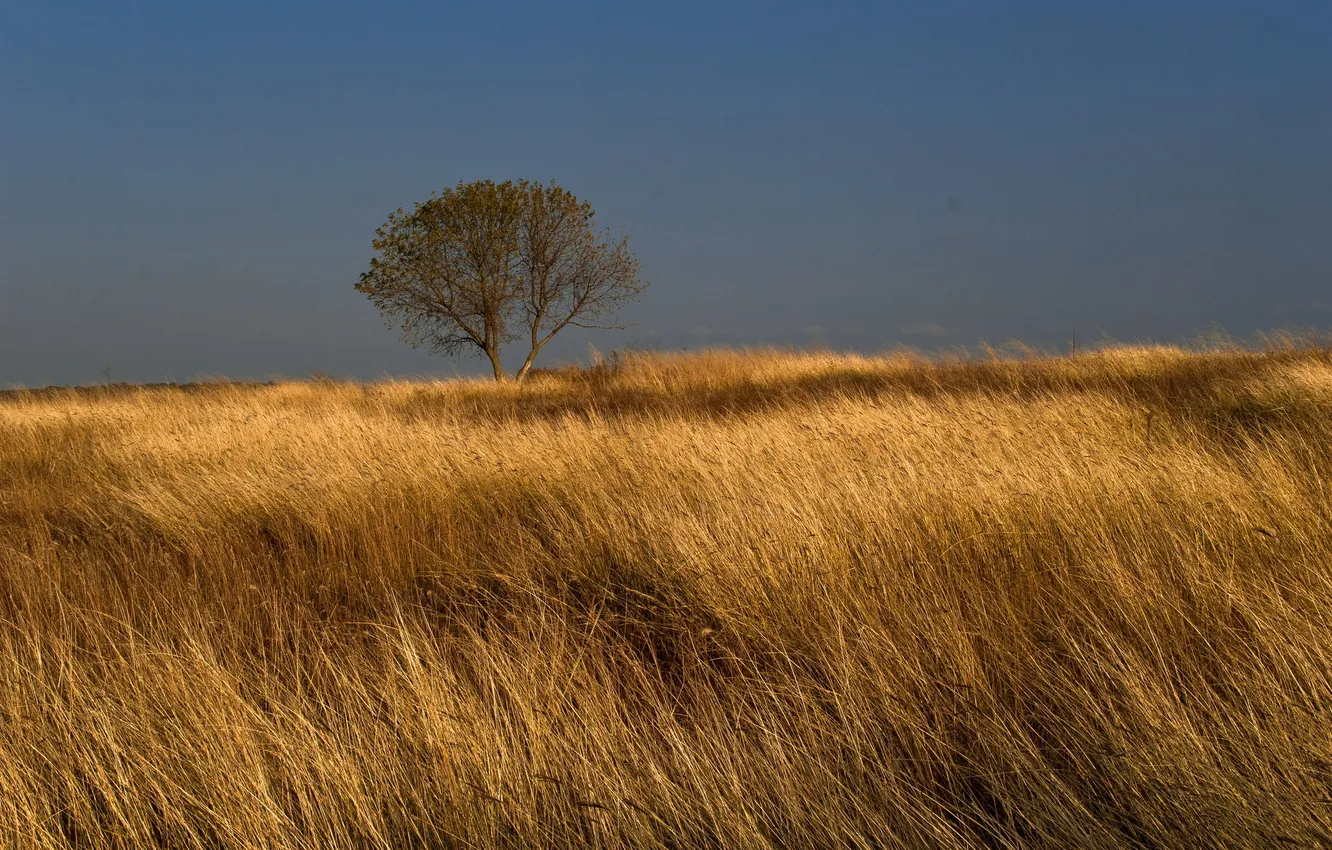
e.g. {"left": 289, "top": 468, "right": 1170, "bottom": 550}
{"left": 2, "top": 343, "right": 1332, "bottom": 848}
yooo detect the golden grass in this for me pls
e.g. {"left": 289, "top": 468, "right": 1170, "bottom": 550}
{"left": 2, "top": 344, "right": 1331, "bottom": 848}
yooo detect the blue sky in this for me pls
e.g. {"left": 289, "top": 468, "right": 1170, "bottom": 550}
{"left": 2, "top": 1, "right": 1330, "bottom": 384}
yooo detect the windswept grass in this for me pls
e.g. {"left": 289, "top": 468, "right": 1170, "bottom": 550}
{"left": 2, "top": 343, "right": 1331, "bottom": 848}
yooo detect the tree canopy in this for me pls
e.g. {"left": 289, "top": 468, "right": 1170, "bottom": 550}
{"left": 356, "top": 179, "right": 647, "bottom": 380}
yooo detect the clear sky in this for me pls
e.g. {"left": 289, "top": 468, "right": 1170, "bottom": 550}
{"left": 2, "top": 1, "right": 1330, "bottom": 385}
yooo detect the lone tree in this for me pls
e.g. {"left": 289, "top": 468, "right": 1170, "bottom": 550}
{"left": 356, "top": 179, "right": 647, "bottom": 381}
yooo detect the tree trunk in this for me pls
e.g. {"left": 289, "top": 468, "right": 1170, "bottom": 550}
{"left": 487, "top": 349, "right": 505, "bottom": 381}
{"left": 514, "top": 343, "right": 543, "bottom": 382}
